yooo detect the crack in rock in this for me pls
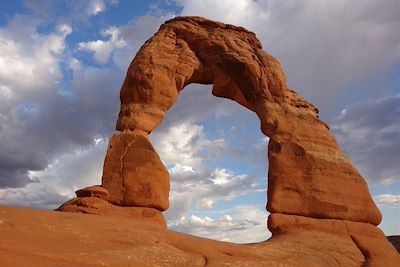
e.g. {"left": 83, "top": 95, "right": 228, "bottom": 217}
{"left": 119, "top": 135, "right": 136, "bottom": 204}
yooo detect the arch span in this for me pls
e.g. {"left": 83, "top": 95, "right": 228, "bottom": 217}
{"left": 101, "top": 16, "right": 380, "bottom": 226}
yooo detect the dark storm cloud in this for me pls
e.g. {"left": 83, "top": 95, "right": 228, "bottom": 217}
{"left": 332, "top": 96, "right": 400, "bottom": 186}
{"left": 0, "top": 169, "right": 37, "bottom": 188}
{"left": 0, "top": 12, "right": 166, "bottom": 189}
{"left": 0, "top": 66, "right": 121, "bottom": 188}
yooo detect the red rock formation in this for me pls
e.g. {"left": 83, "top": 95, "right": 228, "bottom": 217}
{"left": 112, "top": 16, "right": 380, "bottom": 224}
{"left": 268, "top": 213, "right": 399, "bottom": 266}
{"left": 54, "top": 16, "right": 398, "bottom": 265}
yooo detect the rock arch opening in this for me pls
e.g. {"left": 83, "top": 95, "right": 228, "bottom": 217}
{"left": 150, "top": 84, "right": 270, "bottom": 242}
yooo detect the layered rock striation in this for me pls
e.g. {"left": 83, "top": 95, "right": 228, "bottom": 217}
{"left": 57, "top": 16, "right": 399, "bottom": 265}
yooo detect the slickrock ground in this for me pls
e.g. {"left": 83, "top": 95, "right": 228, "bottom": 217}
{"left": 1, "top": 205, "right": 398, "bottom": 267}
{"left": 1, "top": 16, "right": 399, "bottom": 266}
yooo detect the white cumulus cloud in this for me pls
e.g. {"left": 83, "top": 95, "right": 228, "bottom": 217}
{"left": 87, "top": 0, "right": 106, "bottom": 16}
{"left": 374, "top": 194, "right": 400, "bottom": 208}
{"left": 172, "top": 205, "right": 270, "bottom": 243}
{"left": 78, "top": 27, "right": 126, "bottom": 64}
{"left": 151, "top": 121, "right": 265, "bottom": 230}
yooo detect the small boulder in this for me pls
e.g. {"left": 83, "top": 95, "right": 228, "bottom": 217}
{"left": 56, "top": 197, "right": 166, "bottom": 228}
{"left": 75, "top": 185, "right": 110, "bottom": 201}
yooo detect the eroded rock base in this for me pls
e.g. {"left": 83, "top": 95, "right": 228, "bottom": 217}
{"left": 57, "top": 185, "right": 166, "bottom": 228}
{"left": 269, "top": 213, "right": 400, "bottom": 266}
{"left": 57, "top": 196, "right": 166, "bottom": 228}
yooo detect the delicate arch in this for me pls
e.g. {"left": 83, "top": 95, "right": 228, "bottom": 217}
{"left": 102, "top": 16, "right": 381, "bottom": 226}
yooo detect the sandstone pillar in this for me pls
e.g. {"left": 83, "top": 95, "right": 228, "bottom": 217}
{"left": 101, "top": 130, "right": 170, "bottom": 211}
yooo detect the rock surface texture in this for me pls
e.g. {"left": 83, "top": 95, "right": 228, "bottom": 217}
{"left": 1, "top": 205, "right": 398, "bottom": 267}
{"left": 57, "top": 197, "right": 166, "bottom": 228}
{"left": 102, "top": 130, "right": 170, "bottom": 210}
{"left": 52, "top": 16, "right": 399, "bottom": 266}
{"left": 75, "top": 185, "right": 110, "bottom": 201}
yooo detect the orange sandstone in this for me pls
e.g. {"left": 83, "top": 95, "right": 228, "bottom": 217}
{"left": 112, "top": 16, "right": 380, "bottom": 224}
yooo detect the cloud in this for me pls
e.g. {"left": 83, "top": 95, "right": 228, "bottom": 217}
{"left": 70, "top": 0, "right": 119, "bottom": 19}
{"left": 24, "top": 0, "right": 119, "bottom": 21}
{"left": 0, "top": 183, "right": 68, "bottom": 210}
{"left": 0, "top": 59, "right": 120, "bottom": 188}
{"left": 0, "top": 138, "right": 107, "bottom": 209}
{"left": 177, "top": 0, "right": 399, "bottom": 116}
{"left": 171, "top": 205, "right": 270, "bottom": 243}
{"left": 78, "top": 27, "right": 126, "bottom": 64}
{"left": 24, "top": 0, "right": 55, "bottom": 17}
{"left": 0, "top": 12, "right": 165, "bottom": 189}
{"left": 198, "top": 198, "right": 214, "bottom": 210}
{"left": 0, "top": 15, "right": 76, "bottom": 187}
{"left": 147, "top": 85, "right": 269, "bottom": 237}
{"left": 87, "top": 0, "right": 106, "bottom": 16}
{"left": 0, "top": 15, "right": 69, "bottom": 105}
{"left": 113, "top": 14, "right": 174, "bottom": 69}
{"left": 154, "top": 84, "right": 244, "bottom": 129}
{"left": 151, "top": 121, "right": 265, "bottom": 224}
{"left": 177, "top": 0, "right": 267, "bottom": 27}
{"left": 332, "top": 96, "right": 400, "bottom": 186}
{"left": 78, "top": 13, "right": 172, "bottom": 67}
{"left": 374, "top": 194, "right": 400, "bottom": 209}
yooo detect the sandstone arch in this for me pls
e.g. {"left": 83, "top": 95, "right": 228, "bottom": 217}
{"left": 57, "top": 17, "right": 400, "bottom": 265}
{"left": 103, "top": 16, "right": 380, "bottom": 224}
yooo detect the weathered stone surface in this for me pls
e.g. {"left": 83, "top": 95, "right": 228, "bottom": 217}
{"left": 101, "top": 130, "right": 169, "bottom": 211}
{"left": 112, "top": 16, "right": 380, "bottom": 224}
{"left": 1, "top": 205, "right": 399, "bottom": 267}
{"left": 268, "top": 213, "right": 400, "bottom": 266}
{"left": 75, "top": 185, "right": 110, "bottom": 201}
{"left": 56, "top": 197, "right": 166, "bottom": 228}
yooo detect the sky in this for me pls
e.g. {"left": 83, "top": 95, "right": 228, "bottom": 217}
{"left": 0, "top": 0, "right": 398, "bottom": 243}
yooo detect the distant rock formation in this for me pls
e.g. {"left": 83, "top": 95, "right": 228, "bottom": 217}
{"left": 388, "top": 235, "right": 400, "bottom": 253}
{"left": 58, "top": 16, "right": 399, "bottom": 265}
